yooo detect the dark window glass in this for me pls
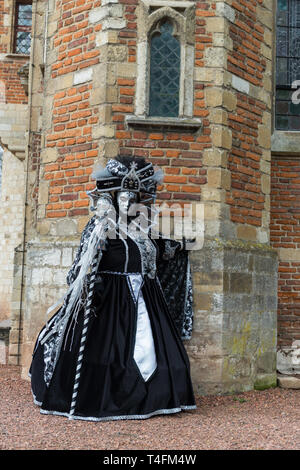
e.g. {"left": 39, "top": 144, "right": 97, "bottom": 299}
{"left": 276, "top": 0, "right": 300, "bottom": 130}
{"left": 149, "top": 20, "right": 180, "bottom": 118}
{"left": 14, "top": 2, "right": 32, "bottom": 55}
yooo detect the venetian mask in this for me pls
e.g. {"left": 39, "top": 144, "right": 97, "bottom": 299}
{"left": 95, "top": 193, "right": 113, "bottom": 219}
{"left": 117, "top": 191, "right": 138, "bottom": 216}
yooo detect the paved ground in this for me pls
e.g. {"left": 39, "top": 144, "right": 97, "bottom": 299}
{"left": 0, "top": 365, "right": 299, "bottom": 450}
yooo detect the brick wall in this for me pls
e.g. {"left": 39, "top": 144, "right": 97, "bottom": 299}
{"left": 226, "top": 0, "right": 269, "bottom": 229}
{"left": 271, "top": 156, "right": 300, "bottom": 348}
{"left": 114, "top": 2, "right": 212, "bottom": 205}
{"left": 227, "top": 92, "right": 266, "bottom": 227}
{"left": 40, "top": 1, "right": 273, "bottom": 233}
{"left": 45, "top": 0, "right": 102, "bottom": 220}
{"left": 0, "top": 58, "right": 29, "bottom": 104}
{"left": 0, "top": 0, "right": 29, "bottom": 105}
{"left": 42, "top": 0, "right": 216, "bottom": 222}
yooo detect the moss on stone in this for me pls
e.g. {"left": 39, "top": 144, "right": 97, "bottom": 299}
{"left": 254, "top": 373, "right": 277, "bottom": 391}
{"left": 212, "top": 237, "right": 277, "bottom": 253}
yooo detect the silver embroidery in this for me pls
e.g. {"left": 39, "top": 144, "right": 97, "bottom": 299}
{"left": 38, "top": 405, "right": 197, "bottom": 422}
{"left": 182, "top": 259, "right": 193, "bottom": 340}
{"left": 127, "top": 229, "right": 157, "bottom": 279}
{"left": 106, "top": 159, "right": 128, "bottom": 177}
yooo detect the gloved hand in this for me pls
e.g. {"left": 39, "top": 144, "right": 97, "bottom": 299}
{"left": 182, "top": 236, "right": 197, "bottom": 250}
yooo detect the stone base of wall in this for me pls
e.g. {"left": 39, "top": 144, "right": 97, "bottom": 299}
{"left": 187, "top": 239, "right": 278, "bottom": 395}
{"left": 277, "top": 373, "right": 300, "bottom": 389}
{"left": 0, "top": 319, "right": 11, "bottom": 364}
{"left": 20, "top": 239, "right": 79, "bottom": 379}
{"left": 20, "top": 238, "right": 278, "bottom": 394}
{"left": 277, "top": 341, "right": 300, "bottom": 376}
{"left": 8, "top": 244, "right": 26, "bottom": 366}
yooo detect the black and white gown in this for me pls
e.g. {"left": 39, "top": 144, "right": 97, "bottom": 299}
{"left": 29, "top": 217, "right": 196, "bottom": 421}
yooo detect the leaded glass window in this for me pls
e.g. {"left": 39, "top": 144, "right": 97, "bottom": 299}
{"left": 149, "top": 20, "right": 181, "bottom": 118}
{"left": 276, "top": 0, "right": 300, "bottom": 130}
{"left": 14, "top": 1, "right": 32, "bottom": 55}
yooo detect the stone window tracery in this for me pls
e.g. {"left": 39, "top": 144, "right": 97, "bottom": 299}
{"left": 134, "top": 1, "right": 195, "bottom": 120}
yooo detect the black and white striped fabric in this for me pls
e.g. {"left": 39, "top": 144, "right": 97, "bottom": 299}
{"left": 69, "top": 249, "right": 102, "bottom": 419}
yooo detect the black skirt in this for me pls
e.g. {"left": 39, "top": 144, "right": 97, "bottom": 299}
{"left": 30, "top": 272, "right": 196, "bottom": 421}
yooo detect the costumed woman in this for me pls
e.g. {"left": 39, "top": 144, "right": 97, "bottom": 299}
{"left": 29, "top": 155, "right": 197, "bottom": 421}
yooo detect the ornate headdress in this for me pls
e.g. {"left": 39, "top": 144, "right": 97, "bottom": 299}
{"left": 87, "top": 156, "right": 164, "bottom": 209}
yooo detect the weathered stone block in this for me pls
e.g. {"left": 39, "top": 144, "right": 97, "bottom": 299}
{"left": 89, "top": 5, "right": 123, "bottom": 24}
{"left": 258, "top": 125, "right": 271, "bottom": 149}
{"left": 96, "top": 30, "right": 119, "bottom": 47}
{"left": 257, "top": 351, "right": 277, "bottom": 374}
{"left": 205, "top": 17, "right": 225, "bottom": 33}
{"left": 73, "top": 67, "right": 93, "bottom": 85}
{"left": 205, "top": 87, "right": 223, "bottom": 107}
{"left": 277, "top": 374, "right": 300, "bottom": 389}
{"left": 223, "top": 90, "right": 237, "bottom": 111}
{"left": 211, "top": 125, "right": 232, "bottom": 149}
{"left": 230, "top": 272, "right": 252, "bottom": 293}
{"left": 277, "top": 342, "right": 300, "bottom": 375}
{"left": 102, "top": 18, "right": 127, "bottom": 31}
{"left": 105, "top": 45, "right": 127, "bottom": 62}
{"left": 231, "top": 74, "right": 250, "bottom": 94}
{"left": 254, "top": 373, "right": 277, "bottom": 390}
{"left": 215, "top": 2, "right": 236, "bottom": 23}
{"left": 92, "top": 125, "right": 115, "bottom": 139}
{"left": 205, "top": 47, "right": 225, "bottom": 67}
{"left": 117, "top": 62, "right": 136, "bottom": 78}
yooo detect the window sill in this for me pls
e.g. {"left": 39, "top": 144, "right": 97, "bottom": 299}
{"left": 271, "top": 130, "right": 300, "bottom": 155}
{"left": 125, "top": 115, "right": 202, "bottom": 133}
{"left": 4, "top": 53, "right": 30, "bottom": 60}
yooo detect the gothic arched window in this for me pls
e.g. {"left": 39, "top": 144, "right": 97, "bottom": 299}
{"left": 149, "top": 19, "right": 181, "bottom": 118}
{"left": 132, "top": 4, "right": 196, "bottom": 125}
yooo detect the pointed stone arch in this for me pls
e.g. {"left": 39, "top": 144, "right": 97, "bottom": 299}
{"left": 135, "top": 1, "right": 195, "bottom": 118}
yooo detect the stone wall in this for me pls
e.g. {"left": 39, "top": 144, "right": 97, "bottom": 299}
{"left": 20, "top": 239, "right": 78, "bottom": 374}
{"left": 0, "top": 0, "right": 29, "bottom": 329}
{"left": 19, "top": 0, "right": 279, "bottom": 394}
{"left": 0, "top": 147, "right": 25, "bottom": 323}
{"left": 0, "top": 319, "right": 11, "bottom": 364}
{"left": 21, "top": 236, "right": 279, "bottom": 392}
{"left": 0, "top": 0, "right": 31, "bottom": 356}
{"left": 0, "top": 102, "right": 28, "bottom": 157}
{"left": 187, "top": 239, "right": 278, "bottom": 394}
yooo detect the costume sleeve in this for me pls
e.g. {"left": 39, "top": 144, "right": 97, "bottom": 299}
{"left": 66, "top": 215, "right": 98, "bottom": 286}
{"left": 155, "top": 236, "right": 183, "bottom": 261}
{"left": 156, "top": 235, "right": 194, "bottom": 341}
